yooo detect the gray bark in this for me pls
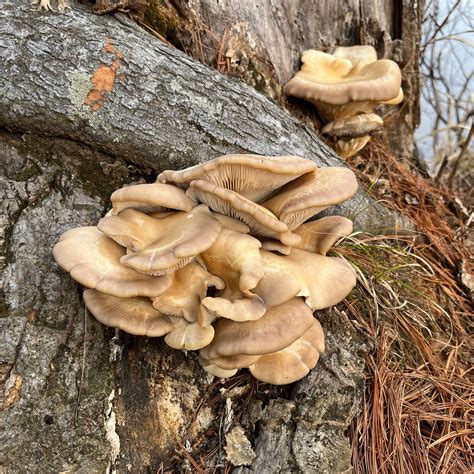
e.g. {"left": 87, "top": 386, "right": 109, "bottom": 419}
{"left": 0, "top": 2, "right": 391, "bottom": 472}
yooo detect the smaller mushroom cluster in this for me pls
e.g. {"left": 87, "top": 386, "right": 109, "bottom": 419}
{"left": 54, "top": 154, "right": 358, "bottom": 385}
{"left": 285, "top": 45, "right": 403, "bottom": 158}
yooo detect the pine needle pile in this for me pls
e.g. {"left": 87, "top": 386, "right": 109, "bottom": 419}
{"left": 343, "top": 138, "right": 473, "bottom": 473}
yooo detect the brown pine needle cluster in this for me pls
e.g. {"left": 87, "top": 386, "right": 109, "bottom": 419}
{"left": 342, "top": 138, "right": 473, "bottom": 473}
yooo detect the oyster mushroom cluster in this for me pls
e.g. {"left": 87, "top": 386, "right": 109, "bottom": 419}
{"left": 53, "top": 154, "right": 359, "bottom": 385}
{"left": 285, "top": 45, "right": 403, "bottom": 158}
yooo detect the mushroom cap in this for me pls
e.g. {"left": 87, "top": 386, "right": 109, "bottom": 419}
{"left": 110, "top": 183, "right": 196, "bottom": 215}
{"left": 200, "top": 353, "right": 262, "bottom": 370}
{"left": 164, "top": 320, "right": 215, "bottom": 350}
{"left": 201, "top": 298, "right": 315, "bottom": 359}
{"left": 284, "top": 49, "right": 402, "bottom": 106}
{"left": 157, "top": 154, "right": 317, "bottom": 202}
{"left": 152, "top": 261, "right": 225, "bottom": 322}
{"left": 187, "top": 180, "right": 301, "bottom": 246}
{"left": 293, "top": 216, "right": 353, "bottom": 255}
{"left": 262, "top": 168, "right": 358, "bottom": 230}
{"left": 98, "top": 208, "right": 168, "bottom": 251}
{"left": 200, "top": 227, "right": 263, "bottom": 292}
{"left": 53, "top": 227, "right": 172, "bottom": 298}
{"left": 249, "top": 318, "right": 325, "bottom": 384}
{"left": 199, "top": 227, "right": 267, "bottom": 321}
{"left": 83, "top": 289, "right": 178, "bottom": 337}
{"left": 335, "top": 136, "right": 372, "bottom": 158}
{"left": 260, "top": 240, "right": 292, "bottom": 255}
{"left": 254, "top": 249, "right": 357, "bottom": 310}
{"left": 120, "top": 205, "right": 222, "bottom": 276}
{"left": 201, "top": 293, "right": 266, "bottom": 322}
{"left": 332, "top": 45, "right": 378, "bottom": 68}
{"left": 198, "top": 358, "right": 238, "bottom": 378}
{"left": 321, "top": 113, "right": 383, "bottom": 138}
{"left": 211, "top": 213, "right": 250, "bottom": 233}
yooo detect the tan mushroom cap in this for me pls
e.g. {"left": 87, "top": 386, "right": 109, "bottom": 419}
{"left": 284, "top": 49, "right": 402, "bottom": 106}
{"left": 293, "top": 216, "right": 353, "bottom": 255}
{"left": 335, "top": 136, "right": 372, "bottom": 158}
{"left": 164, "top": 320, "right": 215, "bottom": 350}
{"left": 249, "top": 319, "right": 325, "bottom": 384}
{"left": 199, "top": 228, "right": 266, "bottom": 321}
{"left": 254, "top": 249, "right": 357, "bottom": 310}
{"left": 201, "top": 353, "right": 262, "bottom": 371}
{"left": 152, "top": 261, "right": 225, "bottom": 322}
{"left": 83, "top": 289, "right": 178, "bottom": 337}
{"left": 211, "top": 213, "right": 250, "bottom": 233}
{"left": 260, "top": 240, "right": 292, "bottom": 255}
{"left": 110, "top": 183, "right": 195, "bottom": 215}
{"left": 120, "top": 205, "right": 222, "bottom": 276}
{"left": 321, "top": 113, "right": 383, "bottom": 138}
{"left": 201, "top": 294, "right": 266, "bottom": 322}
{"left": 53, "top": 227, "right": 172, "bottom": 298}
{"left": 157, "top": 154, "right": 317, "bottom": 202}
{"left": 98, "top": 208, "right": 169, "bottom": 251}
{"left": 199, "top": 357, "right": 238, "bottom": 378}
{"left": 202, "top": 298, "right": 314, "bottom": 359}
{"left": 332, "top": 45, "right": 378, "bottom": 69}
{"left": 187, "top": 180, "right": 301, "bottom": 246}
{"left": 262, "top": 168, "right": 358, "bottom": 230}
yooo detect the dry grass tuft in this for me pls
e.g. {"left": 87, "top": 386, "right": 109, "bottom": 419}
{"left": 342, "top": 138, "right": 473, "bottom": 473}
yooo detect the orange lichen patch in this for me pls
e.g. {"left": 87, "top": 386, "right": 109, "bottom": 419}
{"left": 0, "top": 373, "right": 22, "bottom": 410}
{"left": 85, "top": 38, "right": 125, "bottom": 112}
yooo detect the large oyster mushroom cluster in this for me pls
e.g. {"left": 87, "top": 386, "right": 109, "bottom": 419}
{"left": 285, "top": 45, "right": 403, "bottom": 158}
{"left": 53, "top": 154, "right": 359, "bottom": 385}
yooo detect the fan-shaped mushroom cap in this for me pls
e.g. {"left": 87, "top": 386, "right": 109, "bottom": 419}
{"left": 110, "top": 183, "right": 195, "bottom": 215}
{"left": 202, "top": 298, "right": 314, "bottom": 359}
{"left": 164, "top": 320, "right": 215, "bottom": 350}
{"left": 53, "top": 227, "right": 172, "bottom": 298}
{"left": 260, "top": 240, "right": 292, "bottom": 255}
{"left": 157, "top": 154, "right": 317, "bottom": 202}
{"left": 201, "top": 353, "right": 262, "bottom": 371}
{"left": 335, "top": 136, "right": 372, "bottom": 158}
{"left": 321, "top": 113, "right": 383, "bottom": 138}
{"left": 262, "top": 168, "right": 358, "bottom": 230}
{"left": 83, "top": 289, "right": 178, "bottom": 336}
{"left": 294, "top": 216, "right": 353, "bottom": 255}
{"left": 254, "top": 249, "right": 356, "bottom": 310}
{"left": 333, "top": 45, "right": 378, "bottom": 69}
{"left": 198, "top": 358, "right": 238, "bottom": 378}
{"left": 201, "top": 294, "right": 266, "bottom": 323}
{"left": 152, "top": 262, "right": 224, "bottom": 322}
{"left": 187, "top": 180, "right": 301, "bottom": 246}
{"left": 199, "top": 228, "right": 266, "bottom": 321}
{"left": 98, "top": 208, "right": 168, "bottom": 251}
{"left": 249, "top": 319, "right": 325, "bottom": 384}
{"left": 120, "top": 205, "right": 222, "bottom": 276}
{"left": 211, "top": 213, "right": 250, "bottom": 233}
{"left": 284, "top": 49, "right": 402, "bottom": 107}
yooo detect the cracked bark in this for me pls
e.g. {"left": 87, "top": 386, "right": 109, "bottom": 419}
{"left": 1, "top": 2, "right": 395, "bottom": 472}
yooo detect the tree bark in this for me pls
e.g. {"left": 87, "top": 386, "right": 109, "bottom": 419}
{"left": 1, "top": 2, "right": 399, "bottom": 472}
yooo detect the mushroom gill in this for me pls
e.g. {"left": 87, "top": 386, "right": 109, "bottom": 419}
{"left": 53, "top": 153, "right": 360, "bottom": 385}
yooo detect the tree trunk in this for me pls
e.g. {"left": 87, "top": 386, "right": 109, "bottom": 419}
{"left": 146, "top": 0, "right": 423, "bottom": 165}
{"left": 1, "top": 2, "right": 404, "bottom": 472}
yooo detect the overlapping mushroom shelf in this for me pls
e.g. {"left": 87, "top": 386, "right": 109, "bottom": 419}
{"left": 285, "top": 45, "right": 403, "bottom": 158}
{"left": 53, "top": 154, "right": 358, "bottom": 385}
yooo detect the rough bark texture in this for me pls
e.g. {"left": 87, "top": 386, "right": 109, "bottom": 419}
{"left": 1, "top": 2, "right": 395, "bottom": 472}
{"left": 147, "top": 0, "right": 422, "bottom": 164}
